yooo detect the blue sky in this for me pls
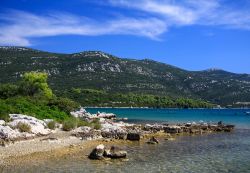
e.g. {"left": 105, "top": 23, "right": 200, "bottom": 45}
{"left": 1, "top": 0, "right": 250, "bottom": 73}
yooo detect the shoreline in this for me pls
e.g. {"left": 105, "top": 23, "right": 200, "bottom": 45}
{"left": 0, "top": 126, "right": 236, "bottom": 167}
{"left": 0, "top": 110, "right": 237, "bottom": 168}
{"left": 85, "top": 107, "right": 250, "bottom": 110}
{"left": 0, "top": 130, "right": 170, "bottom": 167}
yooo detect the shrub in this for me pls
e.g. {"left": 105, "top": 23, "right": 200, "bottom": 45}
{"left": 77, "top": 119, "right": 90, "bottom": 127}
{"left": 0, "top": 84, "right": 19, "bottom": 99}
{"left": 17, "top": 122, "right": 31, "bottom": 132}
{"left": 47, "top": 121, "right": 56, "bottom": 130}
{"left": 91, "top": 119, "right": 101, "bottom": 130}
{"left": 62, "top": 119, "right": 77, "bottom": 131}
{"left": 48, "top": 97, "right": 80, "bottom": 113}
{"left": 0, "top": 113, "right": 9, "bottom": 122}
{"left": 93, "top": 123, "right": 101, "bottom": 130}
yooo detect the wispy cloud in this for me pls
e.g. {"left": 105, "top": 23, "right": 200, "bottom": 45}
{"left": 0, "top": 0, "right": 250, "bottom": 46}
{"left": 108, "top": 0, "right": 250, "bottom": 28}
{"left": 0, "top": 10, "right": 167, "bottom": 46}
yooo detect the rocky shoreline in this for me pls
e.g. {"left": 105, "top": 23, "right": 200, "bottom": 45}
{"left": 0, "top": 109, "right": 235, "bottom": 165}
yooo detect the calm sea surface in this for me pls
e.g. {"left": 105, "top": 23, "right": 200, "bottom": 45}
{"left": 2, "top": 109, "right": 250, "bottom": 173}
{"left": 87, "top": 108, "right": 250, "bottom": 129}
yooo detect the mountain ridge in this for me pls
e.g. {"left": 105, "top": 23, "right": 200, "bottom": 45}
{"left": 0, "top": 46, "right": 249, "bottom": 107}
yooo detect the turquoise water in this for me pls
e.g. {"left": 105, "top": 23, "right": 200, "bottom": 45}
{"left": 2, "top": 109, "right": 250, "bottom": 173}
{"left": 87, "top": 108, "right": 250, "bottom": 129}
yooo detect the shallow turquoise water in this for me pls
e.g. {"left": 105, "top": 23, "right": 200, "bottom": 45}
{"left": 3, "top": 130, "right": 250, "bottom": 173}
{"left": 87, "top": 108, "right": 250, "bottom": 129}
{"left": 2, "top": 109, "right": 250, "bottom": 173}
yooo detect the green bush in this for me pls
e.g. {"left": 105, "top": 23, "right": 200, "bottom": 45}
{"left": 47, "top": 121, "right": 56, "bottom": 130}
{"left": 17, "top": 122, "right": 31, "bottom": 132}
{"left": 0, "top": 97, "right": 72, "bottom": 122}
{"left": 19, "top": 72, "right": 53, "bottom": 98}
{"left": 0, "top": 113, "right": 9, "bottom": 122}
{"left": 93, "top": 123, "right": 101, "bottom": 130}
{"left": 77, "top": 119, "right": 90, "bottom": 127}
{"left": 62, "top": 119, "right": 77, "bottom": 131}
{"left": 0, "top": 84, "right": 19, "bottom": 99}
{"left": 0, "top": 100, "right": 12, "bottom": 121}
{"left": 91, "top": 119, "right": 101, "bottom": 130}
{"left": 48, "top": 97, "right": 80, "bottom": 113}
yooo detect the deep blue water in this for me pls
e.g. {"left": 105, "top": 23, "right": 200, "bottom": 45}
{"left": 86, "top": 108, "right": 250, "bottom": 129}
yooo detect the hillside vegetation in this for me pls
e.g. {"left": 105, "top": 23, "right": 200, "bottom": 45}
{"left": 0, "top": 46, "right": 249, "bottom": 107}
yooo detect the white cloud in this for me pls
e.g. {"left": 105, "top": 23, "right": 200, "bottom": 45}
{"left": 0, "top": 0, "right": 250, "bottom": 46}
{"left": 108, "top": 0, "right": 250, "bottom": 29}
{"left": 0, "top": 10, "right": 167, "bottom": 46}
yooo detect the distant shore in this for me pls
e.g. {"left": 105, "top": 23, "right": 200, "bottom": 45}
{"left": 85, "top": 107, "right": 250, "bottom": 109}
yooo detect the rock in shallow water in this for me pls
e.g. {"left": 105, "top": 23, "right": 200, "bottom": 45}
{"left": 89, "top": 144, "right": 127, "bottom": 160}
{"left": 88, "top": 144, "right": 105, "bottom": 160}
{"left": 104, "top": 146, "right": 127, "bottom": 159}
{"left": 147, "top": 137, "right": 159, "bottom": 144}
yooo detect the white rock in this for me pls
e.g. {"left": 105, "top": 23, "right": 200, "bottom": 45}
{"left": 96, "top": 144, "right": 105, "bottom": 150}
{"left": 0, "top": 120, "right": 5, "bottom": 125}
{"left": 73, "top": 126, "right": 92, "bottom": 133}
{"left": 8, "top": 114, "right": 51, "bottom": 135}
{"left": 0, "top": 125, "right": 35, "bottom": 140}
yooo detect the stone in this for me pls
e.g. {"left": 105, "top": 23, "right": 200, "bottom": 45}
{"left": 73, "top": 126, "right": 92, "bottom": 133}
{"left": 127, "top": 132, "right": 141, "bottom": 141}
{"left": 0, "top": 125, "right": 35, "bottom": 140}
{"left": 143, "top": 124, "right": 164, "bottom": 132}
{"left": 88, "top": 144, "right": 105, "bottom": 160}
{"left": 147, "top": 136, "right": 159, "bottom": 144}
{"left": 104, "top": 146, "right": 127, "bottom": 159}
{"left": 8, "top": 114, "right": 50, "bottom": 135}
{"left": 0, "top": 120, "right": 5, "bottom": 126}
{"left": 165, "top": 137, "right": 175, "bottom": 141}
{"left": 164, "top": 125, "right": 182, "bottom": 134}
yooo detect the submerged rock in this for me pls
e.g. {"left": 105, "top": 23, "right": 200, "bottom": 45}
{"left": 88, "top": 144, "right": 105, "bottom": 160}
{"left": 147, "top": 137, "right": 159, "bottom": 144}
{"left": 104, "top": 146, "right": 127, "bottom": 158}
{"left": 89, "top": 145, "right": 127, "bottom": 160}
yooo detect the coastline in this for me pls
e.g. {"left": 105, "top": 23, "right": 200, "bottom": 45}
{"left": 0, "top": 123, "right": 235, "bottom": 167}
{"left": 0, "top": 130, "right": 170, "bottom": 167}
{"left": 85, "top": 107, "right": 250, "bottom": 109}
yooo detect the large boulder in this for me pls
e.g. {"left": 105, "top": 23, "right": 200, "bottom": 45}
{"left": 7, "top": 114, "right": 50, "bottom": 135}
{"left": 0, "top": 125, "right": 35, "bottom": 140}
{"left": 101, "top": 128, "right": 127, "bottom": 139}
{"left": 127, "top": 132, "right": 141, "bottom": 141}
{"left": 101, "top": 122, "right": 128, "bottom": 139}
{"left": 104, "top": 146, "right": 127, "bottom": 159}
{"left": 88, "top": 144, "right": 105, "bottom": 160}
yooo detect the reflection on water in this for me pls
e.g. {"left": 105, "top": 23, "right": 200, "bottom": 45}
{"left": 2, "top": 129, "right": 250, "bottom": 173}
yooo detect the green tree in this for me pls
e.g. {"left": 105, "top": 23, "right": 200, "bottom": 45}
{"left": 19, "top": 72, "right": 53, "bottom": 98}
{"left": 0, "top": 84, "right": 19, "bottom": 99}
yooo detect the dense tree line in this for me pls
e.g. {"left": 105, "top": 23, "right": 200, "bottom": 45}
{"left": 62, "top": 88, "right": 214, "bottom": 108}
